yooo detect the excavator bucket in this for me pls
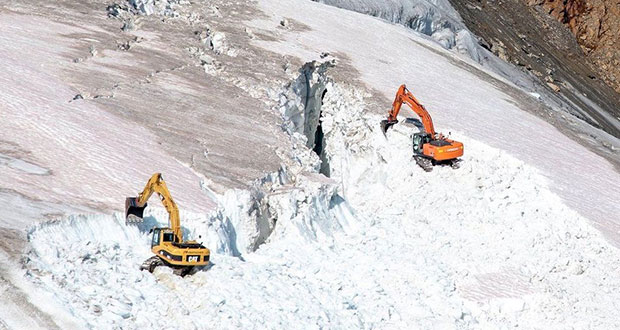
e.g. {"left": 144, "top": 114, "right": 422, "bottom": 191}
{"left": 125, "top": 197, "right": 146, "bottom": 224}
{"left": 380, "top": 119, "right": 398, "bottom": 135}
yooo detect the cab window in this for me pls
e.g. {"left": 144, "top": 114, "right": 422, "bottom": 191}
{"left": 163, "top": 233, "right": 174, "bottom": 242}
{"left": 413, "top": 135, "right": 422, "bottom": 152}
{"left": 151, "top": 229, "right": 161, "bottom": 247}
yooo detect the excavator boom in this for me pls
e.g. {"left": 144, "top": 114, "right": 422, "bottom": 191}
{"left": 381, "top": 84, "right": 435, "bottom": 135}
{"left": 125, "top": 173, "right": 182, "bottom": 242}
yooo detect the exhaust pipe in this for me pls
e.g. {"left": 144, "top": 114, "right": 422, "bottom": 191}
{"left": 125, "top": 197, "right": 147, "bottom": 224}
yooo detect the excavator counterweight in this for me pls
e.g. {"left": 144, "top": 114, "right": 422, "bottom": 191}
{"left": 381, "top": 84, "right": 463, "bottom": 171}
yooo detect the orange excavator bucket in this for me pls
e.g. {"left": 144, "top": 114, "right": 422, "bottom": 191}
{"left": 380, "top": 119, "right": 398, "bottom": 135}
{"left": 125, "top": 197, "right": 146, "bottom": 224}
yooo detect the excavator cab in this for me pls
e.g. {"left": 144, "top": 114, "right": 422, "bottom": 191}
{"left": 151, "top": 228, "right": 161, "bottom": 248}
{"left": 151, "top": 228, "right": 176, "bottom": 248}
{"left": 412, "top": 133, "right": 431, "bottom": 155}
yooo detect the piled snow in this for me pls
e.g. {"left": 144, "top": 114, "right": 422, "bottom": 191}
{"left": 24, "top": 119, "right": 355, "bottom": 327}
{"left": 9, "top": 0, "right": 620, "bottom": 328}
{"left": 279, "top": 61, "right": 332, "bottom": 143}
{"left": 24, "top": 173, "right": 355, "bottom": 328}
{"left": 317, "top": 80, "right": 620, "bottom": 328}
{"left": 277, "top": 60, "right": 336, "bottom": 175}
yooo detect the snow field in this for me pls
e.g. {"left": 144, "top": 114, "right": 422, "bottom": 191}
{"left": 4, "top": 0, "right": 618, "bottom": 328}
{"left": 24, "top": 76, "right": 620, "bottom": 329}
{"left": 0, "top": 13, "right": 218, "bottom": 215}
{"left": 314, "top": 0, "right": 485, "bottom": 63}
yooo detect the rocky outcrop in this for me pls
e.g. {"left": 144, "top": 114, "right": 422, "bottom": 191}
{"left": 528, "top": 0, "right": 620, "bottom": 93}
{"left": 448, "top": 0, "right": 620, "bottom": 138}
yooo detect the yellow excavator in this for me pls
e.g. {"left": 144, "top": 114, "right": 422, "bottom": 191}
{"left": 125, "top": 173, "right": 210, "bottom": 276}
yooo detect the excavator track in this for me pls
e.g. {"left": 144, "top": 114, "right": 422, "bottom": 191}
{"left": 450, "top": 159, "right": 462, "bottom": 169}
{"left": 414, "top": 156, "right": 434, "bottom": 172}
{"left": 173, "top": 266, "right": 194, "bottom": 277}
{"left": 140, "top": 256, "right": 195, "bottom": 277}
{"left": 140, "top": 256, "right": 164, "bottom": 273}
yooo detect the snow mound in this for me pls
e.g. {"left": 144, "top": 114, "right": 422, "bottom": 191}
{"left": 24, "top": 174, "right": 357, "bottom": 328}
{"left": 206, "top": 167, "right": 351, "bottom": 255}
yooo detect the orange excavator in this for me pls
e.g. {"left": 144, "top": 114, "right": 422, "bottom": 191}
{"left": 381, "top": 84, "right": 463, "bottom": 171}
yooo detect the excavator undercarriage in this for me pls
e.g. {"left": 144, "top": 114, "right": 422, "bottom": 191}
{"left": 139, "top": 255, "right": 196, "bottom": 276}
{"left": 413, "top": 156, "right": 461, "bottom": 172}
{"left": 140, "top": 256, "right": 164, "bottom": 273}
{"left": 411, "top": 132, "right": 462, "bottom": 172}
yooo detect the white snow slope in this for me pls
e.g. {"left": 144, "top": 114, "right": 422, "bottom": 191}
{"left": 24, "top": 80, "right": 620, "bottom": 329}
{"left": 250, "top": 0, "right": 620, "bottom": 244}
{"left": 0, "top": 14, "right": 216, "bottom": 216}
{"left": 314, "top": 0, "right": 484, "bottom": 61}
{"left": 3, "top": 0, "right": 620, "bottom": 329}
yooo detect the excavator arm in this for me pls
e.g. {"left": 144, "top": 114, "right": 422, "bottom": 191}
{"left": 125, "top": 173, "right": 182, "bottom": 243}
{"left": 381, "top": 84, "right": 436, "bottom": 136}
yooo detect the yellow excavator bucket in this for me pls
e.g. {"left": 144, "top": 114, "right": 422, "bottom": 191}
{"left": 125, "top": 197, "right": 146, "bottom": 224}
